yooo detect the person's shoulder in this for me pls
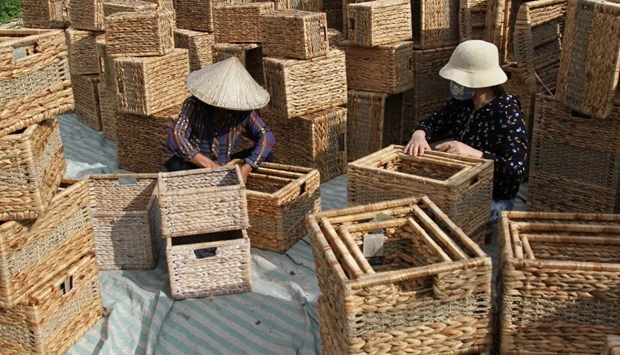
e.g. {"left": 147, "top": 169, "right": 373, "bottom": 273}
{"left": 497, "top": 93, "right": 522, "bottom": 108}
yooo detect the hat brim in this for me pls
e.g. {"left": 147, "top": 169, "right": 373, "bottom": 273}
{"left": 439, "top": 63, "right": 508, "bottom": 88}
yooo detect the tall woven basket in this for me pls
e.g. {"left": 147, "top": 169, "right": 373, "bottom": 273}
{"left": 0, "top": 118, "right": 66, "bottom": 221}
{"left": 105, "top": 10, "right": 176, "bottom": 57}
{"left": 21, "top": 0, "right": 70, "bottom": 28}
{"left": 212, "top": 43, "right": 264, "bottom": 86}
{"left": 412, "top": 0, "right": 460, "bottom": 48}
{"left": 307, "top": 196, "right": 492, "bottom": 354}
{"left": 72, "top": 74, "right": 102, "bottom": 131}
{"left": 0, "top": 29, "right": 73, "bottom": 138}
{"left": 174, "top": 29, "right": 215, "bottom": 72}
{"left": 498, "top": 211, "right": 620, "bottom": 353}
{"left": 65, "top": 29, "right": 104, "bottom": 76}
{"left": 348, "top": 145, "right": 494, "bottom": 244}
{"left": 459, "top": 0, "right": 487, "bottom": 41}
{"left": 214, "top": 2, "right": 275, "bottom": 43}
{"left": 259, "top": 10, "right": 329, "bottom": 60}
{"left": 347, "top": 0, "right": 412, "bottom": 47}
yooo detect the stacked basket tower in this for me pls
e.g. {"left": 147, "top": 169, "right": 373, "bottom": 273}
{"left": 0, "top": 26, "right": 103, "bottom": 352}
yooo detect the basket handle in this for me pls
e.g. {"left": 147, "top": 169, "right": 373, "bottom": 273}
{"left": 59, "top": 275, "right": 74, "bottom": 296}
{"left": 408, "top": 56, "right": 413, "bottom": 71}
{"left": 194, "top": 247, "right": 218, "bottom": 259}
{"left": 321, "top": 24, "right": 328, "bottom": 42}
{"left": 12, "top": 41, "right": 40, "bottom": 63}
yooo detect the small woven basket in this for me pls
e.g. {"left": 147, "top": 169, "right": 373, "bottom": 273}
{"left": 105, "top": 10, "right": 176, "bottom": 57}
{"left": 166, "top": 229, "right": 251, "bottom": 300}
{"left": 307, "top": 196, "right": 492, "bottom": 354}
{"left": 87, "top": 174, "right": 161, "bottom": 270}
{"left": 21, "top": 0, "right": 70, "bottom": 28}
{"left": 113, "top": 49, "right": 190, "bottom": 115}
{"left": 174, "top": 29, "right": 215, "bottom": 72}
{"left": 214, "top": 2, "right": 275, "bottom": 43}
{"left": 0, "top": 253, "right": 103, "bottom": 353}
{"left": 0, "top": 118, "right": 66, "bottom": 221}
{"left": 65, "top": 29, "right": 104, "bottom": 76}
{"left": 264, "top": 107, "right": 348, "bottom": 182}
{"left": 103, "top": 0, "right": 158, "bottom": 17}
{"left": 158, "top": 166, "right": 250, "bottom": 238}
{"left": 212, "top": 43, "right": 264, "bottom": 86}
{"left": 72, "top": 74, "right": 102, "bottom": 131}
{"left": 347, "top": 90, "right": 403, "bottom": 162}
{"left": 412, "top": 0, "right": 460, "bottom": 49}
{"left": 0, "top": 180, "right": 93, "bottom": 307}
{"left": 97, "top": 82, "right": 118, "bottom": 140}
{"left": 263, "top": 49, "right": 347, "bottom": 119}
{"left": 347, "top": 0, "right": 412, "bottom": 47}
{"left": 70, "top": 0, "right": 105, "bottom": 30}
{"left": 348, "top": 145, "right": 494, "bottom": 244}
{"left": 459, "top": 0, "right": 487, "bottom": 41}
{"left": 498, "top": 211, "right": 620, "bottom": 353}
{"left": 0, "top": 29, "right": 73, "bottom": 138}
{"left": 259, "top": 10, "right": 329, "bottom": 60}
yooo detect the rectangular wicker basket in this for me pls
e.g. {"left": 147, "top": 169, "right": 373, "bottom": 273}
{"left": 0, "top": 253, "right": 103, "bottom": 354}
{"left": 113, "top": 49, "right": 190, "bottom": 115}
{"left": 157, "top": 166, "right": 250, "bottom": 238}
{"left": 307, "top": 196, "right": 492, "bottom": 354}
{"left": 348, "top": 145, "right": 494, "bottom": 244}
{"left": 498, "top": 211, "right": 620, "bottom": 354}
{"left": 264, "top": 107, "right": 348, "bottom": 183}
{"left": 412, "top": 0, "right": 460, "bottom": 49}
{"left": 259, "top": 10, "right": 329, "bottom": 60}
{"left": 174, "top": 29, "right": 215, "bottom": 73}
{"left": 105, "top": 10, "right": 176, "bottom": 57}
{"left": 103, "top": 0, "right": 158, "bottom": 17}
{"left": 72, "top": 74, "right": 102, "bottom": 131}
{"left": 97, "top": 82, "right": 118, "bottom": 140}
{"left": 0, "top": 29, "right": 73, "bottom": 138}
{"left": 166, "top": 229, "right": 251, "bottom": 300}
{"left": 214, "top": 2, "right": 275, "bottom": 43}
{"left": 459, "top": 0, "right": 487, "bottom": 41}
{"left": 117, "top": 105, "right": 179, "bottom": 173}
{"left": 70, "top": 0, "right": 105, "bottom": 31}
{"left": 528, "top": 94, "right": 620, "bottom": 214}
{"left": 347, "top": 90, "right": 403, "bottom": 162}
{"left": 0, "top": 118, "right": 66, "bottom": 221}
{"left": 212, "top": 43, "right": 264, "bottom": 86}
{"left": 340, "top": 41, "right": 414, "bottom": 94}
{"left": 21, "top": 0, "right": 70, "bottom": 28}
{"left": 347, "top": 0, "right": 412, "bottom": 47}
{"left": 65, "top": 29, "right": 104, "bottom": 76}
{"left": 174, "top": 0, "right": 222, "bottom": 32}
{"left": 87, "top": 174, "right": 161, "bottom": 270}
{"left": 555, "top": 0, "right": 620, "bottom": 119}
{"left": 263, "top": 50, "right": 347, "bottom": 119}
{"left": 0, "top": 180, "right": 93, "bottom": 307}
{"left": 244, "top": 162, "right": 322, "bottom": 253}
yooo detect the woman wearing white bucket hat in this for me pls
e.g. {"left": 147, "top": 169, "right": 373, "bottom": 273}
{"left": 404, "top": 40, "right": 527, "bottom": 228}
{"left": 166, "top": 57, "right": 275, "bottom": 182}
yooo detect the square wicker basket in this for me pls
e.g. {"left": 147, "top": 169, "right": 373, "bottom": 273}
{"left": 166, "top": 229, "right": 251, "bottom": 300}
{"left": 307, "top": 196, "right": 492, "bottom": 354}
{"left": 65, "top": 28, "right": 103, "bottom": 76}
{"left": 259, "top": 10, "right": 329, "bottom": 60}
{"left": 212, "top": 43, "right": 264, "bottom": 86}
{"left": 21, "top": 0, "right": 70, "bottom": 28}
{"left": 105, "top": 10, "right": 176, "bottom": 57}
{"left": 214, "top": 2, "right": 275, "bottom": 43}
{"left": 0, "top": 118, "right": 66, "bottom": 221}
{"left": 340, "top": 41, "right": 414, "bottom": 94}
{"left": 70, "top": 0, "right": 105, "bottom": 31}
{"left": 0, "top": 29, "right": 73, "bottom": 138}
{"left": 347, "top": 145, "right": 494, "bottom": 245}
{"left": 72, "top": 74, "right": 102, "bottom": 131}
{"left": 174, "top": 0, "right": 226, "bottom": 32}
{"left": 0, "top": 180, "right": 93, "bottom": 307}
{"left": 0, "top": 253, "right": 103, "bottom": 354}
{"left": 113, "top": 49, "right": 189, "bottom": 115}
{"left": 347, "top": 0, "right": 412, "bottom": 47}
{"left": 174, "top": 29, "right": 215, "bottom": 73}
{"left": 498, "top": 211, "right": 620, "bottom": 353}
{"left": 157, "top": 166, "right": 250, "bottom": 238}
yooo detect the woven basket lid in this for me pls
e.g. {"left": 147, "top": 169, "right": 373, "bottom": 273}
{"left": 186, "top": 57, "right": 270, "bottom": 111}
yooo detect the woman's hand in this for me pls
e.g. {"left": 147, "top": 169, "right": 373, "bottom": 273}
{"left": 435, "top": 140, "right": 483, "bottom": 158}
{"left": 404, "top": 130, "right": 431, "bottom": 156}
{"left": 240, "top": 163, "right": 252, "bottom": 183}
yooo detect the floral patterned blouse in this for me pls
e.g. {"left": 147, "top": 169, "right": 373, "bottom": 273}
{"left": 415, "top": 94, "right": 528, "bottom": 201}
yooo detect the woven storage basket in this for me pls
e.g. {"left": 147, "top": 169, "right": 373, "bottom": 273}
{"left": 608, "top": 335, "right": 620, "bottom": 355}
{"left": 0, "top": 29, "right": 73, "bottom": 138}
{"left": 528, "top": 94, "right": 620, "bottom": 214}
{"left": 103, "top": 0, "right": 158, "bottom": 16}
{"left": 105, "top": 10, "right": 175, "bottom": 57}
{"left": 117, "top": 105, "right": 179, "bottom": 173}
{"left": 342, "top": 0, "right": 373, "bottom": 38}
{"left": 114, "top": 49, "right": 190, "bottom": 116}
{"left": 307, "top": 196, "right": 492, "bottom": 354}
{"left": 87, "top": 174, "right": 161, "bottom": 270}
{"left": 412, "top": 0, "right": 460, "bottom": 49}
{"left": 259, "top": 10, "right": 329, "bottom": 60}
{"left": 212, "top": 43, "right": 264, "bottom": 86}
{"left": 158, "top": 166, "right": 250, "bottom": 238}
{"left": 214, "top": 2, "right": 275, "bottom": 43}
{"left": 0, "top": 119, "right": 66, "bottom": 221}
{"left": 459, "top": 0, "right": 487, "bottom": 41}
{"left": 347, "top": 90, "right": 403, "bottom": 162}
{"left": 97, "top": 82, "right": 118, "bottom": 140}
{"left": 340, "top": 41, "right": 414, "bottom": 94}
{"left": 348, "top": 145, "right": 494, "bottom": 244}
{"left": 347, "top": 0, "right": 412, "bottom": 47}
{"left": 70, "top": 0, "right": 105, "bottom": 30}
{"left": 498, "top": 211, "right": 620, "bottom": 354}
{"left": 174, "top": 0, "right": 238, "bottom": 32}
{"left": 0, "top": 180, "right": 93, "bottom": 307}
{"left": 96, "top": 40, "right": 116, "bottom": 88}
{"left": 243, "top": 163, "right": 321, "bottom": 253}
{"left": 555, "top": 0, "right": 620, "bottom": 119}
{"left": 263, "top": 50, "right": 347, "bottom": 119}
{"left": 174, "top": 29, "right": 215, "bottom": 72}
{"left": 166, "top": 229, "right": 251, "bottom": 300}
{"left": 65, "top": 29, "right": 104, "bottom": 76}
{"left": 21, "top": 0, "right": 70, "bottom": 28}
{"left": 72, "top": 74, "right": 102, "bottom": 131}
{"left": 265, "top": 107, "right": 348, "bottom": 182}
{"left": 0, "top": 253, "right": 103, "bottom": 353}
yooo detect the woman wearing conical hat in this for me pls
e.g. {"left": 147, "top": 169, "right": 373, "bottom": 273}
{"left": 166, "top": 57, "right": 275, "bottom": 182}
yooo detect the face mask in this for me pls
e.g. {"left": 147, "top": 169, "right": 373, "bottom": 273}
{"left": 450, "top": 81, "right": 476, "bottom": 101}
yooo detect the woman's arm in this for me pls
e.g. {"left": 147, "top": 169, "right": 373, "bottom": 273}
{"left": 242, "top": 111, "right": 275, "bottom": 168}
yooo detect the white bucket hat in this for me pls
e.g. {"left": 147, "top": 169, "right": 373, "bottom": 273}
{"left": 185, "top": 57, "right": 270, "bottom": 111}
{"left": 439, "top": 40, "right": 508, "bottom": 88}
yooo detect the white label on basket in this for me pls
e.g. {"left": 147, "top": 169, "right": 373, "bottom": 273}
{"left": 12, "top": 46, "right": 27, "bottom": 61}
{"left": 363, "top": 233, "right": 384, "bottom": 266}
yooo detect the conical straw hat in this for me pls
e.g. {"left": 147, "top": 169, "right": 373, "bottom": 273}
{"left": 185, "top": 57, "right": 270, "bottom": 111}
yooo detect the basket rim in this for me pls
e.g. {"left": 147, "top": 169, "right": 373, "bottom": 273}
{"left": 0, "top": 29, "right": 63, "bottom": 48}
